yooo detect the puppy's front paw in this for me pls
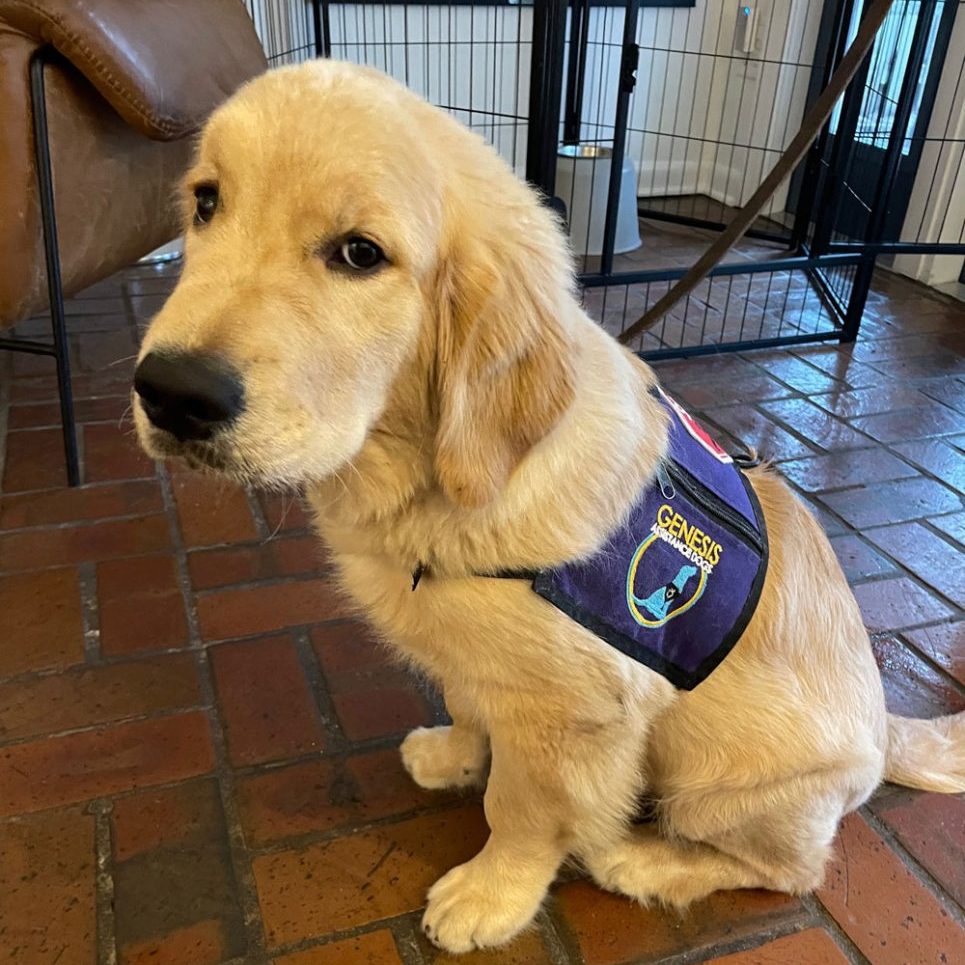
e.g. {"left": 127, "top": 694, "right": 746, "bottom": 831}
{"left": 422, "top": 857, "right": 545, "bottom": 953}
{"left": 400, "top": 725, "right": 487, "bottom": 790}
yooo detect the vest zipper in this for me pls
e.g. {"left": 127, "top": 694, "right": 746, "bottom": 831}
{"left": 655, "top": 464, "right": 676, "bottom": 499}
{"left": 663, "top": 461, "right": 764, "bottom": 554}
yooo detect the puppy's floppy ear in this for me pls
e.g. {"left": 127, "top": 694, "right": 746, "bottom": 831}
{"left": 432, "top": 205, "right": 576, "bottom": 508}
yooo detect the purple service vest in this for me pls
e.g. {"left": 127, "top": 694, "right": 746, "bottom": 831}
{"left": 531, "top": 389, "right": 768, "bottom": 690}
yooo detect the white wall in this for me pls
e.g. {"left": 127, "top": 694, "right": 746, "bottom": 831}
{"left": 327, "top": 3, "right": 533, "bottom": 172}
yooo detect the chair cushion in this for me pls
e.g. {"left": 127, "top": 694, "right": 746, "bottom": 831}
{"left": 0, "top": 0, "right": 268, "bottom": 140}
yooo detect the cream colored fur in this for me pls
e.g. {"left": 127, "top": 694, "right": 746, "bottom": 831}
{"left": 135, "top": 61, "right": 965, "bottom": 954}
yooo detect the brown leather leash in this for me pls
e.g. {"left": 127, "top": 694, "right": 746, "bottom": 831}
{"left": 618, "top": 0, "right": 896, "bottom": 346}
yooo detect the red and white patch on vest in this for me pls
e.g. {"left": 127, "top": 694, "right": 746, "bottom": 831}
{"left": 659, "top": 389, "right": 733, "bottom": 464}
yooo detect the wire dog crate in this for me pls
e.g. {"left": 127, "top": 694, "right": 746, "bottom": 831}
{"left": 243, "top": 0, "right": 965, "bottom": 359}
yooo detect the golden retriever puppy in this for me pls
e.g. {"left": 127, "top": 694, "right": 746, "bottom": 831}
{"left": 133, "top": 60, "right": 964, "bottom": 953}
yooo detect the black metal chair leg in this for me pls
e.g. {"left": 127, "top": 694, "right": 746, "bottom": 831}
{"left": 29, "top": 49, "right": 80, "bottom": 486}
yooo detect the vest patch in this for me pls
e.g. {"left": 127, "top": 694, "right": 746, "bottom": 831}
{"left": 531, "top": 390, "right": 769, "bottom": 690}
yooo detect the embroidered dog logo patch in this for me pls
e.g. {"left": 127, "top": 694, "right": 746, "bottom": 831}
{"left": 626, "top": 503, "right": 722, "bottom": 628}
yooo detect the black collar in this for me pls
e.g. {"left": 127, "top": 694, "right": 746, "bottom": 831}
{"left": 411, "top": 561, "right": 428, "bottom": 591}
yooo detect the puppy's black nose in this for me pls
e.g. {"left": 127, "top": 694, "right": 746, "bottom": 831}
{"left": 134, "top": 351, "right": 244, "bottom": 441}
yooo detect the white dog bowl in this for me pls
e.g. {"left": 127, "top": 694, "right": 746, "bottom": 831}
{"left": 139, "top": 237, "right": 183, "bottom": 265}
{"left": 556, "top": 145, "right": 642, "bottom": 257}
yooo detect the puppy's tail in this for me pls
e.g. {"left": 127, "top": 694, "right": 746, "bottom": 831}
{"left": 885, "top": 713, "right": 965, "bottom": 793}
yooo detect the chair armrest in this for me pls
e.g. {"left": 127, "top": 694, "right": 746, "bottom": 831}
{"left": 0, "top": 0, "right": 268, "bottom": 140}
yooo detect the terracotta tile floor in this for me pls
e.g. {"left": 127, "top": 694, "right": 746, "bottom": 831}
{"left": 0, "top": 259, "right": 963, "bottom": 965}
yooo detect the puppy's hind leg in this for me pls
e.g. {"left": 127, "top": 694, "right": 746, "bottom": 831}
{"left": 586, "top": 767, "right": 864, "bottom": 908}
{"left": 401, "top": 686, "right": 489, "bottom": 790}
{"left": 584, "top": 826, "right": 768, "bottom": 908}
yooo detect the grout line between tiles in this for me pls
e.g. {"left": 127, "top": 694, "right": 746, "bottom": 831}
{"left": 798, "top": 893, "right": 871, "bottom": 965}
{"left": 79, "top": 560, "right": 101, "bottom": 664}
{"left": 90, "top": 798, "right": 118, "bottom": 965}
{"left": 292, "top": 627, "right": 350, "bottom": 753}
{"left": 390, "top": 916, "right": 432, "bottom": 965}
{"left": 861, "top": 806, "right": 965, "bottom": 921}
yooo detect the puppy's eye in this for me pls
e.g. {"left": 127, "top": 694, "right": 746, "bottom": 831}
{"left": 194, "top": 184, "right": 219, "bottom": 225}
{"left": 335, "top": 237, "right": 385, "bottom": 272}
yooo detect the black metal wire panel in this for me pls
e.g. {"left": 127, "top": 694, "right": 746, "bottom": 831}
{"left": 244, "top": 1, "right": 534, "bottom": 176}
{"left": 583, "top": 253, "right": 855, "bottom": 358}
{"left": 582, "top": 0, "right": 965, "bottom": 249}
{"left": 816, "top": 0, "right": 965, "bottom": 247}
{"left": 571, "top": 1, "right": 824, "bottom": 248}
{"left": 331, "top": 5, "right": 533, "bottom": 174}
{"left": 568, "top": 0, "right": 964, "bottom": 351}
{"left": 244, "top": 0, "right": 319, "bottom": 64}
{"left": 559, "top": 0, "right": 848, "bottom": 346}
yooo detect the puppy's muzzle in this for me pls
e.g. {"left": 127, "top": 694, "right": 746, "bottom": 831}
{"left": 134, "top": 350, "right": 245, "bottom": 442}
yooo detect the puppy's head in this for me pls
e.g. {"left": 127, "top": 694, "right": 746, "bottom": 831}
{"left": 135, "top": 61, "right": 574, "bottom": 505}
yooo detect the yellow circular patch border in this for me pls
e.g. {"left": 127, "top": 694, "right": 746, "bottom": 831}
{"left": 626, "top": 533, "right": 708, "bottom": 628}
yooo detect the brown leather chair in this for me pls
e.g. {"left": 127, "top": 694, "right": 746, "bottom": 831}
{"left": 0, "top": 0, "right": 267, "bottom": 484}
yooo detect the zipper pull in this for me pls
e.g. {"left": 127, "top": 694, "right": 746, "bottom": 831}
{"left": 656, "top": 465, "right": 676, "bottom": 500}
